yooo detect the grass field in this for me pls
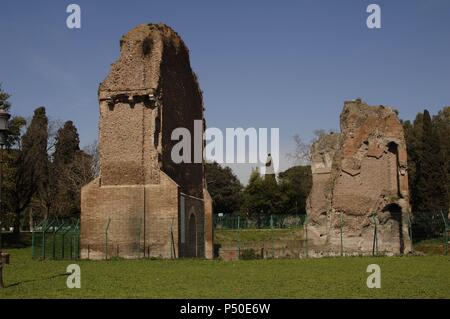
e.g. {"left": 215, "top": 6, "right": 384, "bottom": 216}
{"left": 0, "top": 247, "right": 449, "bottom": 299}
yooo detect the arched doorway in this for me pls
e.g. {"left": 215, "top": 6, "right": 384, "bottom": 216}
{"left": 187, "top": 211, "right": 197, "bottom": 257}
{"left": 383, "top": 203, "right": 404, "bottom": 253}
{"left": 387, "top": 141, "right": 400, "bottom": 196}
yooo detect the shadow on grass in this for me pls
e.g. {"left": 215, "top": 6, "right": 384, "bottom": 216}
{"left": 6, "top": 272, "right": 69, "bottom": 288}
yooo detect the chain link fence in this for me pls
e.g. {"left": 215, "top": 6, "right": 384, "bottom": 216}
{"left": 31, "top": 218, "right": 80, "bottom": 260}
{"left": 214, "top": 211, "right": 450, "bottom": 260}
{"left": 409, "top": 210, "right": 449, "bottom": 255}
{"left": 24, "top": 210, "right": 450, "bottom": 260}
{"left": 214, "top": 214, "right": 308, "bottom": 260}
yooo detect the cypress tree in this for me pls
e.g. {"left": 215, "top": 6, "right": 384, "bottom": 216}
{"left": 11, "top": 107, "right": 48, "bottom": 232}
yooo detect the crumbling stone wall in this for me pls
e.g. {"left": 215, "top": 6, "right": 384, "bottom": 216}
{"left": 307, "top": 99, "right": 412, "bottom": 256}
{"left": 81, "top": 23, "right": 213, "bottom": 259}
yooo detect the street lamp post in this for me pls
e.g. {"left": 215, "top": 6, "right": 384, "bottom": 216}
{"left": 0, "top": 102, "right": 11, "bottom": 289}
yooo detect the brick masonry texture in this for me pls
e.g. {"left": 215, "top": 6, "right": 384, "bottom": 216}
{"left": 306, "top": 99, "right": 412, "bottom": 256}
{"left": 81, "top": 23, "right": 213, "bottom": 260}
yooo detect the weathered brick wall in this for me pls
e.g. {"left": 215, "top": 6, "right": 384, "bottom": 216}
{"left": 81, "top": 173, "right": 180, "bottom": 259}
{"left": 203, "top": 189, "right": 214, "bottom": 259}
{"left": 81, "top": 178, "right": 145, "bottom": 259}
{"left": 144, "top": 172, "right": 179, "bottom": 258}
{"left": 81, "top": 24, "right": 212, "bottom": 260}
{"left": 307, "top": 100, "right": 412, "bottom": 256}
{"left": 99, "top": 101, "right": 161, "bottom": 186}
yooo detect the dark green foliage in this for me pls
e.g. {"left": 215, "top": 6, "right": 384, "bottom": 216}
{"left": 0, "top": 83, "right": 11, "bottom": 110}
{"left": 278, "top": 165, "right": 312, "bottom": 214}
{"left": 10, "top": 107, "right": 49, "bottom": 233}
{"left": 205, "top": 162, "right": 243, "bottom": 215}
{"left": 242, "top": 170, "right": 283, "bottom": 216}
{"left": 240, "top": 248, "right": 259, "bottom": 260}
{"left": 41, "top": 120, "right": 93, "bottom": 218}
{"left": 0, "top": 84, "right": 94, "bottom": 233}
{"left": 53, "top": 121, "right": 80, "bottom": 166}
{"left": 404, "top": 107, "right": 450, "bottom": 238}
{"left": 52, "top": 121, "right": 82, "bottom": 216}
{"left": 241, "top": 166, "right": 312, "bottom": 217}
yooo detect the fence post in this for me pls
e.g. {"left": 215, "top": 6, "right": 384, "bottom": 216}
{"left": 137, "top": 218, "right": 142, "bottom": 259}
{"left": 61, "top": 230, "right": 65, "bottom": 259}
{"left": 42, "top": 224, "right": 46, "bottom": 259}
{"left": 271, "top": 215, "right": 274, "bottom": 258}
{"left": 339, "top": 211, "right": 344, "bottom": 257}
{"left": 170, "top": 222, "right": 176, "bottom": 259}
{"left": 372, "top": 214, "right": 378, "bottom": 256}
{"left": 305, "top": 216, "right": 308, "bottom": 258}
{"left": 52, "top": 222, "right": 57, "bottom": 259}
{"left": 61, "top": 224, "right": 74, "bottom": 259}
{"left": 445, "top": 228, "right": 448, "bottom": 256}
{"left": 53, "top": 221, "right": 65, "bottom": 260}
{"left": 42, "top": 219, "right": 55, "bottom": 260}
{"left": 237, "top": 215, "right": 240, "bottom": 259}
{"left": 78, "top": 229, "right": 81, "bottom": 259}
{"left": 439, "top": 210, "right": 448, "bottom": 256}
{"left": 408, "top": 214, "right": 413, "bottom": 252}
{"left": 31, "top": 228, "right": 35, "bottom": 259}
{"left": 105, "top": 218, "right": 111, "bottom": 260}
{"left": 75, "top": 219, "right": 80, "bottom": 259}
{"left": 70, "top": 236, "right": 73, "bottom": 259}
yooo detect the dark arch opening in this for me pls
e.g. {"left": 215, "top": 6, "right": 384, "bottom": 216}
{"left": 382, "top": 203, "right": 404, "bottom": 253}
{"left": 387, "top": 142, "right": 400, "bottom": 197}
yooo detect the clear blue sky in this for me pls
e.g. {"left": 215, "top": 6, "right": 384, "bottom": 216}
{"left": 1, "top": 0, "right": 449, "bottom": 182}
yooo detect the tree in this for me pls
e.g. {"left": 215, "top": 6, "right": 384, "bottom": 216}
{"left": 0, "top": 84, "right": 11, "bottom": 110}
{"left": 278, "top": 165, "right": 312, "bottom": 215}
{"left": 51, "top": 121, "right": 93, "bottom": 217}
{"left": 413, "top": 110, "right": 446, "bottom": 213}
{"left": 34, "top": 119, "right": 62, "bottom": 219}
{"left": 433, "top": 107, "right": 450, "bottom": 212}
{"left": 53, "top": 121, "right": 80, "bottom": 166}
{"left": 84, "top": 140, "right": 100, "bottom": 178}
{"left": 205, "top": 162, "right": 242, "bottom": 215}
{"left": 404, "top": 113, "right": 424, "bottom": 210}
{"left": 242, "top": 169, "right": 283, "bottom": 217}
{"left": 287, "top": 130, "right": 331, "bottom": 165}
{"left": 10, "top": 107, "right": 48, "bottom": 233}
{"left": 404, "top": 108, "right": 450, "bottom": 239}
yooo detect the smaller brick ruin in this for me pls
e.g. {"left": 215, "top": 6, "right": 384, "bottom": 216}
{"left": 81, "top": 24, "right": 213, "bottom": 259}
{"left": 306, "top": 99, "right": 412, "bottom": 256}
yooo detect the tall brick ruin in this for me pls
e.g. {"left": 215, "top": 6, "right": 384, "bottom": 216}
{"left": 307, "top": 99, "right": 412, "bottom": 256}
{"left": 81, "top": 23, "right": 213, "bottom": 259}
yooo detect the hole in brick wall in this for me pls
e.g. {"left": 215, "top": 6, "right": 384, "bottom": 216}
{"left": 154, "top": 116, "right": 160, "bottom": 148}
{"left": 142, "top": 37, "right": 153, "bottom": 56}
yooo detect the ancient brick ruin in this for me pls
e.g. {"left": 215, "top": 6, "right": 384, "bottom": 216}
{"left": 81, "top": 24, "right": 213, "bottom": 259}
{"left": 307, "top": 99, "right": 412, "bottom": 256}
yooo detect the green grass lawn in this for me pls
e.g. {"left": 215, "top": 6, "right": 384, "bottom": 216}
{"left": 1, "top": 247, "right": 449, "bottom": 299}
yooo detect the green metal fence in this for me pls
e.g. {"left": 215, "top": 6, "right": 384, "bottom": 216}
{"left": 409, "top": 210, "right": 449, "bottom": 255}
{"left": 214, "top": 211, "right": 449, "bottom": 259}
{"left": 214, "top": 214, "right": 308, "bottom": 260}
{"left": 214, "top": 214, "right": 306, "bottom": 230}
{"left": 32, "top": 218, "right": 80, "bottom": 260}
